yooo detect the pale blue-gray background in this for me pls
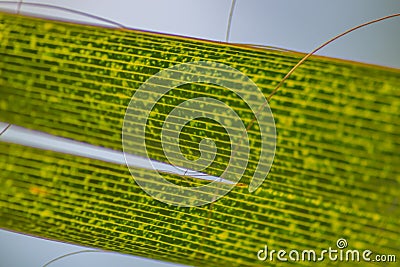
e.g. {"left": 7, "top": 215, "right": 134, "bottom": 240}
{"left": 0, "top": 0, "right": 399, "bottom": 266}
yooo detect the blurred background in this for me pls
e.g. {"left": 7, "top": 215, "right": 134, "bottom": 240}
{"left": 0, "top": 0, "right": 399, "bottom": 266}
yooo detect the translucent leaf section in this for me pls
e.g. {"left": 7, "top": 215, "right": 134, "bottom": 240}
{"left": 0, "top": 12, "right": 399, "bottom": 267}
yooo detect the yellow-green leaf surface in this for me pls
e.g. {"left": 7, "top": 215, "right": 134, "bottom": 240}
{"left": 0, "top": 12, "right": 399, "bottom": 266}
